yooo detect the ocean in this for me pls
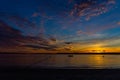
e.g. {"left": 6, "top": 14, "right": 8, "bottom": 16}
{"left": 0, "top": 53, "right": 120, "bottom": 69}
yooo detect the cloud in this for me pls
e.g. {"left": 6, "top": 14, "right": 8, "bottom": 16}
{"left": 57, "top": 34, "right": 120, "bottom": 52}
{"left": 23, "top": 44, "right": 57, "bottom": 51}
{"left": 69, "top": 0, "right": 116, "bottom": 20}
{"left": 0, "top": 13, "right": 37, "bottom": 29}
{"left": 1, "top": 18, "right": 119, "bottom": 53}
{"left": 35, "top": 0, "right": 116, "bottom": 33}
{"left": 76, "top": 30, "right": 93, "bottom": 35}
{"left": 32, "top": 12, "right": 40, "bottom": 17}
{"left": 0, "top": 20, "right": 23, "bottom": 47}
{"left": 0, "top": 20, "right": 58, "bottom": 52}
{"left": 37, "top": 0, "right": 115, "bottom": 19}
{"left": 84, "top": 22, "right": 119, "bottom": 34}
{"left": 118, "top": 22, "right": 120, "bottom": 25}
{"left": 0, "top": 0, "right": 118, "bottom": 53}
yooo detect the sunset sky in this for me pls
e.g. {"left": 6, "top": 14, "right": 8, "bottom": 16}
{"left": 0, "top": 0, "right": 120, "bottom": 53}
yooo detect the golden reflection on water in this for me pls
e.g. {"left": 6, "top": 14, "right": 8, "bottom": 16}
{"left": 89, "top": 55, "right": 104, "bottom": 66}
{"left": 45, "top": 55, "right": 120, "bottom": 68}
{"left": 68, "top": 55, "right": 105, "bottom": 68}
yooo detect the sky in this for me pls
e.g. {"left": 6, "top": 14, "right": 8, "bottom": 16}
{"left": 0, "top": 0, "right": 120, "bottom": 53}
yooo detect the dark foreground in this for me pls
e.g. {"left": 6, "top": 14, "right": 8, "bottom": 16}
{"left": 1, "top": 53, "right": 120, "bottom": 79}
{"left": 1, "top": 67, "right": 120, "bottom": 80}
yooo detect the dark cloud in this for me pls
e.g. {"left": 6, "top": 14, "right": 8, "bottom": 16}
{"left": 0, "top": 20, "right": 57, "bottom": 51}
{"left": 48, "top": 35, "right": 57, "bottom": 42}
{"left": 0, "top": 20, "right": 23, "bottom": 47}
{"left": 0, "top": 14, "right": 37, "bottom": 28}
{"left": 23, "top": 44, "right": 57, "bottom": 50}
{"left": 64, "top": 42, "right": 73, "bottom": 44}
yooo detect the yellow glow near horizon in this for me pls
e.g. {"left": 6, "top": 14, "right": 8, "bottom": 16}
{"left": 85, "top": 43, "right": 107, "bottom": 53}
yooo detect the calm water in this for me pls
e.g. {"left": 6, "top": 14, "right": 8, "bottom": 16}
{"left": 0, "top": 54, "right": 120, "bottom": 69}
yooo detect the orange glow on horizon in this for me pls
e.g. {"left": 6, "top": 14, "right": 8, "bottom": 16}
{"left": 81, "top": 44, "right": 112, "bottom": 53}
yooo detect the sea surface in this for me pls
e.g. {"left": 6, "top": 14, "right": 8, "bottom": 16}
{"left": 0, "top": 53, "right": 120, "bottom": 69}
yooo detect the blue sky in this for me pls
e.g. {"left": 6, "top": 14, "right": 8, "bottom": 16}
{"left": 0, "top": 0, "right": 120, "bottom": 53}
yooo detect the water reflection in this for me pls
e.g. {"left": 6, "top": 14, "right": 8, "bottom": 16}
{"left": 30, "top": 54, "right": 120, "bottom": 69}
{"left": 88, "top": 55, "right": 104, "bottom": 67}
{"left": 1, "top": 54, "right": 120, "bottom": 69}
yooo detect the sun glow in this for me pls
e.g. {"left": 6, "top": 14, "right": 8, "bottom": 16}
{"left": 86, "top": 44, "right": 107, "bottom": 53}
{"left": 91, "top": 49, "right": 106, "bottom": 53}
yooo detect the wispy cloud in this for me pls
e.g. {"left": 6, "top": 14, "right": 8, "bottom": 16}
{"left": 69, "top": 0, "right": 116, "bottom": 20}
{"left": 0, "top": 19, "right": 58, "bottom": 52}
{"left": 1, "top": 14, "right": 37, "bottom": 28}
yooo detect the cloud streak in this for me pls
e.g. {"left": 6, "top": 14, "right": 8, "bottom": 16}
{"left": 0, "top": 19, "right": 58, "bottom": 52}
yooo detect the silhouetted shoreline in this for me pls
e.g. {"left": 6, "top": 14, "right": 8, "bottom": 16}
{"left": 0, "top": 52, "right": 120, "bottom": 54}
